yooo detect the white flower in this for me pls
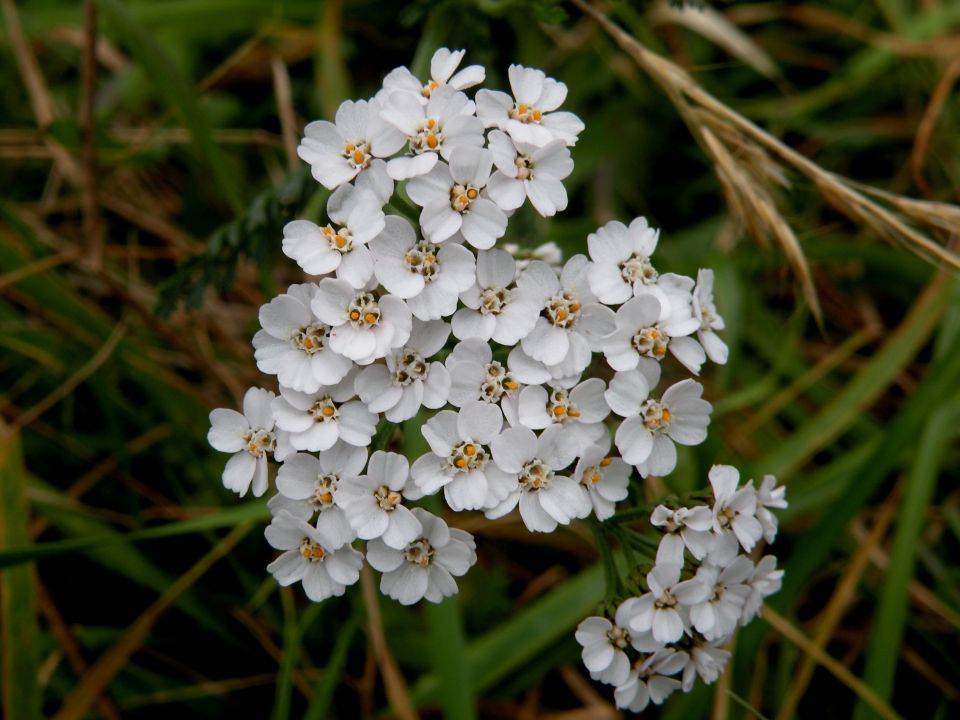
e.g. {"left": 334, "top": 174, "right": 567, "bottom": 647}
{"left": 741, "top": 555, "right": 783, "bottom": 624}
{"left": 485, "top": 131, "right": 573, "bottom": 216}
{"left": 366, "top": 507, "right": 477, "bottom": 605}
{"left": 503, "top": 240, "right": 564, "bottom": 271}
{"left": 207, "top": 387, "right": 276, "bottom": 497}
{"left": 475, "top": 64, "right": 584, "bottom": 146}
{"left": 252, "top": 284, "right": 353, "bottom": 393}
{"left": 485, "top": 424, "right": 590, "bottom": 532}
{"left": 650, "top": 504, "right": 714, "bottom": 565}
{"left": 271, "top": 374, "right": 377, "bottom": 452}
{"left": 607, "top": 373, "right": 712, "bottom": 477}
{"left": 687, "top": 557, "right": 753, "bottom": 641}
{"left": 572, "top": 438, "right": 630, "bottom": 521}
{"left": 298, "top": 98, "right": 405, "bottom": 189}
{"left": 336, "top": 451, "right": 423, "bottom": 549}
{"left": 575, "top": 598, "right": 646, "bottom": 686}
{"left": 517, "top": 256, "right": 615, "bottom": 371}
{"left": 506, "top": 344, "right": 583, "bottom": 392}
{"left": 381, "top": 86, "right": 484, "bottom": 180}
{"left": 681, "top": 639, "right": 731, "bottom": 692}
{"left": 452, "top": 249, "right": 540, "bottom": 345}
{"left": 602, "top": 294, "right": 707, "bottom": 375}
{"left": 411, "top": 401, "right": 509, "bottom": 511}
{"left": 709, "top": 465, "right": 763, "bottom": 560}
{"left": 693, "top": 268, "right": 728, "bottom": 364}
{"left": 370, "top": 216, "right": 476, "bottom": 320}
{"left": 406, "top": 147, "right": 507, "bottom": 249}
{"left": 265, "top": 510, "right": 364, "bottom": 602}
{"left": 628, "top": 563, "right": 709, "bottom": 644}
{"left": 382, "top": 47, "right": 485, "bottom": 104}
{"left": 755, "top": 474, "right": 787, "bottom": 543}
{"left": 355, "top": 320, "right": 451, "bottom": 422}
{"left": 445, "top": 339, "right": 522, "bottom": 409}
{"left": 586, "top": 217, "right": 660, "bottom": 304}
{"left": 517, "top": 378, "right": 610, "bottom": 453}
{"left": 311, "top": 279, "right": 412, "bottom": 364}
{"left": 275, "top": 444, "right": 364, "bottom": 547}
{"left": 281, "top": 185, "right": 384, "bottom": 285}
{"left": 613, "top": 649, "right": 688, "bottom": 713}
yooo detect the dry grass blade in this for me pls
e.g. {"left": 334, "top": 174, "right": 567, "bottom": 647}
{"left": 776, "top": 487, "right": 901, "bottom": 720}
{"left": 650, "top": 0, "right": 781, "bottom": 81}
{"left": 51, "top": 522, "right": 254, "bottom": 720}
{"left": 9, "top": 321, "right": 127, "bottom": 434}
{"left": 572, "top": 0, "right": 960, "bottom": 293}
{"left": 910, "top": 58, "right": 960, "bottom": 198}
{"left": 760, "top": 607, "right": 903, "bottom": 720}
{"left": 270, "top": 54, "right": 299, "bottom": 170}
{"left": 360, "top": 565, "right": 418, "bottom": 720}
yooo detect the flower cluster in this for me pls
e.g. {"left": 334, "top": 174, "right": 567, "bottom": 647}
{"left": 575, "top": 466, "right": 786, "bottom": 711}
{"left": 207, "top": 47, "right": 786, "bottom": 709}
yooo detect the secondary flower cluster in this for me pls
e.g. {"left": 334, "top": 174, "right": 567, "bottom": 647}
{"left": 206, "top": 47, "right": 785, "bottom": 710}
{"left": 575, "top": 466, "right": 786, "bottom": 712}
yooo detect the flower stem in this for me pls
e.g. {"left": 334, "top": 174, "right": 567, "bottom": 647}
{"left": 589, "top": 520, "right": 621, "bottom": 599}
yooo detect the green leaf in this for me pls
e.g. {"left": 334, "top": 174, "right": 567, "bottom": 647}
{"left": 0, "top": 429, "right": 42, "bottom": 720}
{"left": 854, "top": 402, "right": 960, "bottom": 719}
{"left": 409, "top": 563, "right": 603, "bottom": 706}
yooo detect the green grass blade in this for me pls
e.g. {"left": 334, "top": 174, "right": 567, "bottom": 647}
{"left": 410, "top": 563, "right": 603, "bottom": 706}
{"left": 304, "top": 609, "right": 359, "bottom": 720}
{"left": 853, "top": 402, "right": 960, "bottom": 719}
{"left": 98, "top": 0, "right": 244, "bottom": 211}
{"left": 425, "top": 595, "right": 476, "bottom": 720}
{"left": 755, "top": 276, "right": 953, "bottom": 481}
{"left": 0, "top": 498, "right": 269, "bottom": 568}
{"left": 0, "top": 428, "right": 42, "bottom": 720}
{"left": 272, "top": 588, "right": 299, "bottom": 720}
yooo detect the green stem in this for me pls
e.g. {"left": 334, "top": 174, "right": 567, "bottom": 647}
{"left": 589, "top": 520, "right": 621, "bottom": 599}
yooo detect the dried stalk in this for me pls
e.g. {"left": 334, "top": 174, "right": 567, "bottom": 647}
{"left": 571, "top": 0, "right": 960, "bottom": 321}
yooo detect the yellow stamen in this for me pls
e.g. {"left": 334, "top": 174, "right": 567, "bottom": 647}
{"left": 552, "top": 405, "right": 567, "bottom": 417}
{"left": 321, "top": 406, "right": 335, "bottom": 417}
{"left": 567, "top": 408, "right": 581, "bottom": 418}
{"left": 591, "top": 473, "right": 602, "bottom": 484}
{"left": 518, "top": 104, "right": 528, "bottom": 115}
{"left": 466, "top": 188, "right": 478, "bottom": 199}
{"left": 569, "top": 303, "right": 581, "bottom": 312}
{"left": 427, "top": 118, "right": 437, "bottom": 129}
{"left": 364, "top": 312, "right": 377, "bottom": 324}
{"left": 322, "top": 226, "right": 333, "bottom": 236}
{"left": 531, "top": 109, "right": 542, "bottom": 122}
{"left": 349, "top": 310, "right": 361, "bottom": 321}
{"left": 464, "top": 444, "right": 476, "bottom": 456}
{"left": 454, "top": 457, "right": 467, "bottom": 468}
{"left": 556, "top": 309, "right": 567, "bottom": 321}
{"left": 319, "top": 492, "right": 333, "bottom": 504}
{"left": 599, "top": 457, "right": 612, "bottom": 467}
{"left": 352, "top": 150, "right": 365, "bottom": 165}
{"left": 426, "top": 133, "right": 438, "bottom": 149}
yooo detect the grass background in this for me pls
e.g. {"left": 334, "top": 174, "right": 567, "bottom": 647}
{"left": 1, "top": 0, "right": 959, "bottom": 718}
